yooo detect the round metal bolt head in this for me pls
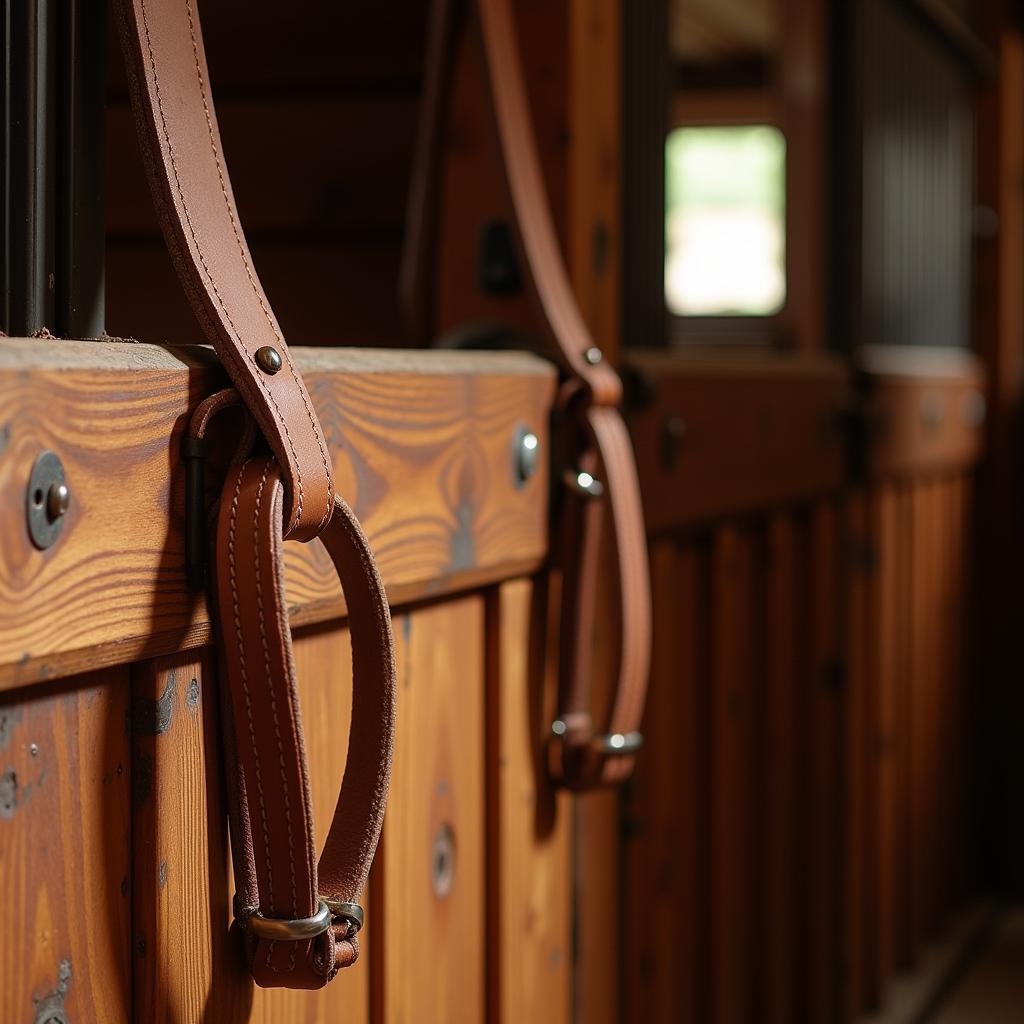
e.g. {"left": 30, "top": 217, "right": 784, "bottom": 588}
{"left": 584, "top": 346, "right": 603, "bottom": 366}
{"left": 514, "top": 428, "right": 540, "bottom": 486}
{"left": 47, "top": 482, "right": 70, "bottom": 520}
{"left": 255, "top": 345, "right": 283, "bottom": 374}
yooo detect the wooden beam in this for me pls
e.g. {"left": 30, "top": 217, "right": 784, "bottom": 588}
{"left": 0, "top": 339, "right": 555, "bottom": 689}
{"left": 626, "top": 349, "right": 848, "bottom": 532}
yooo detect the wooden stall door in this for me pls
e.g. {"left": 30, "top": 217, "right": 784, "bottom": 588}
{"left": 0, "top": 340, "right": 570, "bottom": 1024}
{"left": 619, "top": 346, "right": 985, "bottom": 1024}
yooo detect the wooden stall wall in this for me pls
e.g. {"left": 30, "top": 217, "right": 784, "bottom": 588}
{"left": 105, "top": 0, "right": 575, "bottom": 354}
{"left": 621, "top": 348, "right": 984, "bottom": 1024}
{"left": 0, "top": 341, "right": 567, "bottom": 1023}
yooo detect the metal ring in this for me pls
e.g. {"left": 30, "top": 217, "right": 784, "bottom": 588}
{"left": 592, "top": 731, "right": 644, "bottom": 756}
{"left": 319, "top": 897, "right": 365, "bottom": 934}
{"left": 247, "top": 899, "right": 332, "bottom": 941}
{"left": 563, "top": 468, "right": 605, "bottom": 499}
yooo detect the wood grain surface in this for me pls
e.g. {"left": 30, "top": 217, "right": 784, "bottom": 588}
{"left": 378, "top": 598, "right": 486, "bottom": 1024}
{"left": 626, "top": 349, "right": 848, "bottom": 533}
{"left": 486, "top": 578, "right": 571, "bottom": 1023}
{"left": 0, "top": 669, "right": 132, "bottom": 1022}
{"left": 0, "top": 340, "right": 553, "bottom": 689}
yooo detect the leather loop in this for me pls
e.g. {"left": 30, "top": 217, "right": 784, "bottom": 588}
{"left": 118, "top": 0, "right": 399, "bottom": 988}
{"left": 116, "top": 0, "right": 333, "bottom": 540}
{"left": 406, "top": 0, "right": 652, "bottom": 789}
{"left": 213, "top": 454, "right": 395, "bottom": 989}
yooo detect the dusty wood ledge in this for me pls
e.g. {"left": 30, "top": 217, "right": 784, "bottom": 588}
{"left": 0, "top": 338, "right": 555, "bottom": 690}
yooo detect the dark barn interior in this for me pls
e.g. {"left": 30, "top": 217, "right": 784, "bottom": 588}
{"left": 3, "top": 0, "right": 1024, "bottom": 1021}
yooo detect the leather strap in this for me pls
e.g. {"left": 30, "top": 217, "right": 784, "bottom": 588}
{"left": 118, "top": 0, "right": 397, "bottom": 988}
{"left": 116, "top": 0, "right": 332, "bottom": 541}
{"left": 213, "top": 451, "right": 395, "bottom": 989}
{"left": 407, "top": 0, "right": 652, "bottom": 788}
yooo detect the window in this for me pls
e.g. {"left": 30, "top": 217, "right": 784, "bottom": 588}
{"left": 665, "top": 124, "right": 786, "bottom": 317}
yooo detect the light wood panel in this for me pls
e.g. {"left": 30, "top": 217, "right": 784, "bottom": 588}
{"left": 379, "top": 599, "right": 486, "bottom": 1024}
{"left": 0, "top": 340, "right": 553, "bottom": 689}
{"left": 0, "top": 669, "right": 132, "bottom": 1023}
{"left": 487, "top": 578, "right": 571, "bottom": 1023}
{"left": 131, "top": 651, "right": 250, "bottom": 1021}
{"left": 131, "top": 629, "right": 373, "bottom": 1023}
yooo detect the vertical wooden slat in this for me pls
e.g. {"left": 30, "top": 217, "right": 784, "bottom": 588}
{"left": 379, "top": 599, "right": 485, "bottom": 1024}
{"left": 0, "top": 670, "right": 131, "bottom": 1022}
{"left": 487, "top": 577, "right": 571, "bottom": 1024}
{"left": 802, "top": 501, "right": 841, "bottom": 1023}
{"left": 893, "top": 483, "right": 914, "bottom": 969}
{"left": 869, "top": 483, "right": 901, "bottom": 1001}
{"left": 761, "top": 515, "right": 800, "bottom": 1024}
{"left": 132, "top": 652, "right": 244, "bottom": 1022}
{"left": 708, "top": 525, "right": 756, "bottom": 1024}
{"left": 844, "top": 492, "right": 869, "bottom": 1021}
{"left": 133, "top": 628, "right": 373, "bottom": 1024}
{"left": 255, "top": 624, "right": 371, "bottom": 1023}
{"left": 624, "top": 539, "right": 704, "bottom": 1022}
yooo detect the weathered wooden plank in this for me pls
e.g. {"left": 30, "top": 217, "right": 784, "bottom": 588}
{"left": 761, "top": 514, "right": 800, "bottom": 1023}
{"left": 892, "top": 483, "right": 914, "bottom": 969}
{"left": 0, "top": 340, "right": 554, "bottom": 689}
{"left": 626, "top": 350, "right": 848, "bottom": 533}
{"left": 107, "top": 96, "right": 418, "bottom": 238}
{"left": 131, "top": 631, "right": 374, "bottom": 1023}
{"left": 801, "top": 501, "right": 841, "bottom": 1023}
{"left": 0, "top": 669, "right": 132, "bottom": 1023}
{"left": 106, "top": 239, "right": 407, "bottom": 350}
{"left": 708, "top": 525, "right": 756, "bottom": 1024}
{"left": 858, "top": 346, "right": 986, "bottom": 480}
{"left": 378, "top": 599, "right": 485, "bottom": 1023}
{"left": 868, "top": 483, "right": 900, "bottom": 1003}
{"left": 844, "top": 492, "right": 870, "bottom": 1021}
{"left": 486, "top": 578, "right": 571, "bottom": 1023}
{"left": 131, "top": 651, "right": 249, "bottom": 1021}
{"left": 624, "top": 539, "right": 704, "bottom": 1022}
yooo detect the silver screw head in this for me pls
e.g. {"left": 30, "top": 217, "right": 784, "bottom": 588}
{"left": 255, "top": 346, "right": 283, "bottom": 374}
{"left": 47, "top": 482, "right": 70, "bottom": 520}
{"left": 514, "top": 427, "right": 540, "bottom": 486}
{"left": 584, "top": 346, "right": 603, "bottom": 366}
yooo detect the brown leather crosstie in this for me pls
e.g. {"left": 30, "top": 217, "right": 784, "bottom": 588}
{"left": 116, "top": 0, "right": 396, "bottom": 988}
{"left": 404, "top": 0, "right": 652, "bottom": 788}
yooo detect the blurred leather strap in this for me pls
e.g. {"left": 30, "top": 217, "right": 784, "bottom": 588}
{"left": 118, "top": 0, "right": 397, "bottom": 988}
{"left": 406, "top": 0, "right": 652, "bottom": 788}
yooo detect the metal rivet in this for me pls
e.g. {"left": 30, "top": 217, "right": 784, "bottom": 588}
{"left": 27, "top": 451, "right": 68, "bottom": 550}
{"left": 255, "top": 346, "right": 283, "bottom": 374}
{"left": 513, "top": 427, "right": 540, "bottom": 487}
{"left": 584, "top": 346, "right": 603, "bottom": 366}
{"left": 47, "top": 482, "right": 70, "bottom": 520}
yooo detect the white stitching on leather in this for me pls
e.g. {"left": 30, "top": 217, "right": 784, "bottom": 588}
{"left": 137, "top": 0, "right": 315, "bottom": 532}
{"left": 183, "top": 0, "right": 334, "bottom": 533}
{"left": 227, "top": 461, "right": 275, "bottom": 912}
{"left": 251, "top": 462, "right": 300, "bottom": 971}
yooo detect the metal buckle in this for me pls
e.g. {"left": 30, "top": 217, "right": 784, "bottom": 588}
{"left": 591, "top": 731, "right": 644, "bottom": 756}
{"left": 247, "top": 899, "right": 332, "bottom": 941}
{"left": 551, "top": 719, "right": 644, "bottom": 757}
{"left": 320, "top": 897, "right": 365, "bottom": 934}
